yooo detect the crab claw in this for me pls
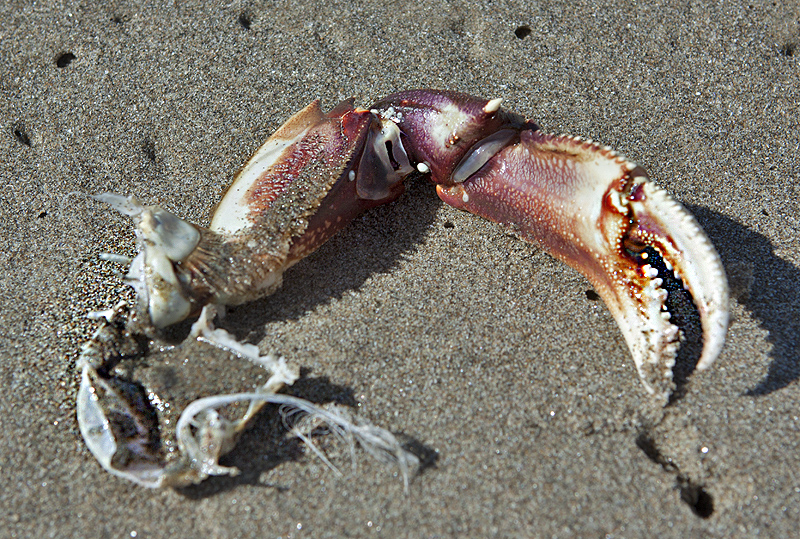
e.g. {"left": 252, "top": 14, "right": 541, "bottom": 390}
{"left": 372, "top": 91, "right": 729, "bottom": 402}
{"left": 440, "top": 132, "right": 729, "bottom": 401}
{"left": 94, "top": 99, "right": 417, "bottom": 331}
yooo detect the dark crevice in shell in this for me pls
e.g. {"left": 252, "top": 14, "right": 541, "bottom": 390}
{"left": 624, "top": 244, "right": 704, "bottom": 403}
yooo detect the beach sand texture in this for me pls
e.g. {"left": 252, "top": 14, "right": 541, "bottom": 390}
{"left": 1, "top": 1, "right": 799, "bottom": 537}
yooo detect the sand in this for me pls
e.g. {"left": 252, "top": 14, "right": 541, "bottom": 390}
{"left": 1, "top": 0, "right": 799, "bottom": 537}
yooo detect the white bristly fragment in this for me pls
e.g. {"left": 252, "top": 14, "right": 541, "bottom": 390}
{"left": 99, "top": 253, "right": 133, "bottom": 264}
{"left": 482, "top": 98, "right": 503, "bottom": 114}
{"left": 291, "top": 427, "right": 344, "bottom": 476}
{"left": 189, "top": 305, "right": 299, "bottom": 387}
{"left": 92, "top": 193, "right": 145, "bottom": 217}
{"left": 417, "top": 162, "right": 431, "bottom": 174}
{"left": 606, "top": 190, "right": 627, "bottom": 214}
{"left": 87, "top": 308, "right": 117, "bottom": 322}
{"left": 175, "top": 392, "right": 419, "bottom": 491}
{"left": 462, "top": 192, "right": 469, "bottom": 203}
{"left": 86, "top": 301, "right": 128, "bottom": 322}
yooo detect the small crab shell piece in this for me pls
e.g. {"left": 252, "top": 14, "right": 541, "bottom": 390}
{"left": 78, "top": 362, "right": 168, "bottom": 487}
{"left": 76, "top": 306, "right": 169, "bottom": 487}
{"left": 93, "top": 193, "right": 201, "bottom": 328}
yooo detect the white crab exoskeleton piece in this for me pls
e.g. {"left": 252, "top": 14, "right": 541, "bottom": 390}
{"left": 93, "top": 193, "right": 201, "bottom": 327}
{"left": 76, "top": 304, "right": 418, "bottom": 488}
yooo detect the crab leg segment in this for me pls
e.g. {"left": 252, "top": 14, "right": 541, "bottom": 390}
{"left": 97, "top": 99, "right": 413, "bottom": 329}
{"left": 371, "top": 90, "right": 728, "bottom": 401}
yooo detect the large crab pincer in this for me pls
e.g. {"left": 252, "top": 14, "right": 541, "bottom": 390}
{"left": 369, "top": 90, "right": 728, "bottom": 400}
{"left": 78, "top": 89, "right": 728, "bottom": 487}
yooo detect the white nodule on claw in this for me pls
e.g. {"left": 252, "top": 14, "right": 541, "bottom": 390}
{"left": 482, "top": 98, "right": 503, "bottom": 114}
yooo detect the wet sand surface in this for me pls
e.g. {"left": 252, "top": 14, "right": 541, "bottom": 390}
{"left": 1, "top": 1, "right": 799, "bottom": 537}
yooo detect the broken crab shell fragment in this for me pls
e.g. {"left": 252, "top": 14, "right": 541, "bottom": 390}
{"left": 79, "top": 88, "right": 729, "bottom": 487}
{"left": 92, "top": 193, "right": 201, "bottom": 328}
{"left": 77, "top": 303, "right": 418, "bottom": 488}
